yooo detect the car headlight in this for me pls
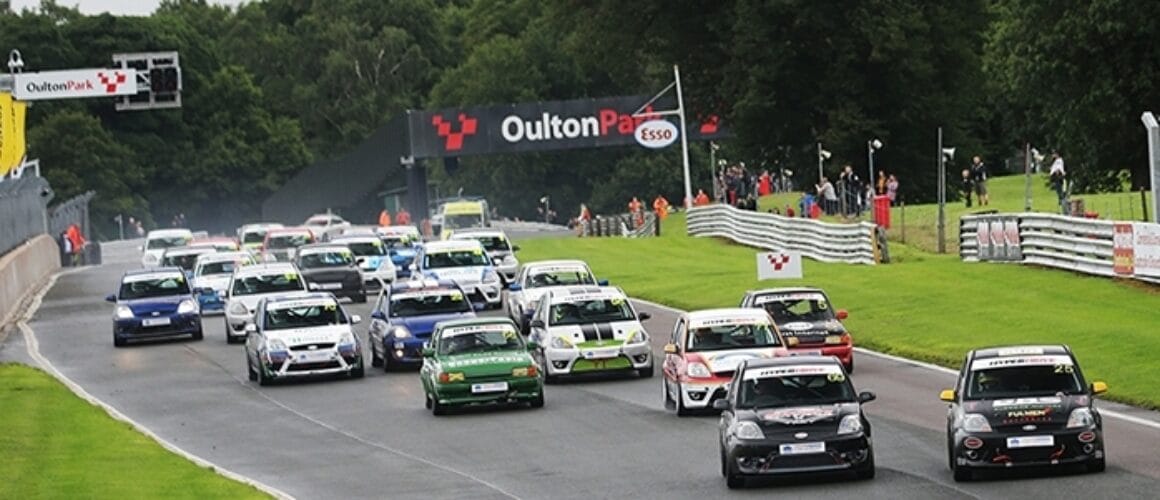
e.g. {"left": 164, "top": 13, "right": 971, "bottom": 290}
{"left": 266, "top": 338, "right": 288, "bottom": 352}
{"left": 624, "top": 329, "right": 648, "bottom": 344}
{"left": 837, "top": 414, "right": 864, "bottom": 435}
{"left": 503, "top": 255, "right": 517, "bottom": 265}
{"left": 177, "top": 299, "right": 198, "bottom": 314}
{"left": 1067, "top": 408, "right": 1095, "bottom": 428}
{"left": 825, "top": 334, "right": 850, "bottom": 345}
{"left": 730, "top": 421, "right": 765, "bottom": 440}
{"left": 228, "top": 301, "right": 248, "bottom": 316}
{"left": 115, "top": 305, "right": 134, "bottom": 319}
{"left": 483, "top": 269, "right": 500, "bottom": 283}
{"left": 960, "top": 413, "right": 993, "bottom": 433}
{"left": 550, "top": 336, "right": 573, "bottom": 349}
{"left": 392, "top": 326, "right": 411, "bottom": 339}
{"left": 686, "top": 362, "right": 711, "bottom": 378}
{"left": 338, "top": 331, "right": 356, "bottom": 346}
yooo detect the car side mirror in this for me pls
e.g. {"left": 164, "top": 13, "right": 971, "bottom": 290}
{"left": 356, "top": 257, "right": 366, "bottom": 265}
{"left": 712, "top": 399, "right": 731, "bottom": 410}
{"left": 836, "top": 309, "right": 849, "bottom": 320}
{"left": 472, "top": 302, "right": 487, "bottom": 311}
{"left": 939, "top": 389, "right": 955, "bottom": 402}
{"left": 638, "top": 312, "right": 651, "bottom": 321}
{"left": 663, "top": 343, "right": 678, "bottom": 354}
{"left": 105, "top": 293, "right": 117, "bottom": 303}
{"left": 244, "top": 323, "right": 258, "bottom": 333}
{"left": 597, "top": 279, "right": 609, "bottom": 286}
{"left": 371, "top": 310, "right": 386, "bottom": 321}
{"left": 1091, "top": 381, "right": 1108, "bottom": 395}
{"left": 526, "top": 341, "right": 539, "bottom": 350}
{"left": 858, "top": 391, "right": 877, "bottom": 403}
{"left": 508, "top": 283, "right": 522, "bottom": 291}
{"left": 421, "top": 347, "right": 434, "bottom": 357}
{"left": 350, "top": 314, "right": 362, "bottom": 325}
{"left": 511, "top": 245, "right": 520, "bottom": 251}
{"left": 529, "top": 319, "right": 545, "bottom": 329}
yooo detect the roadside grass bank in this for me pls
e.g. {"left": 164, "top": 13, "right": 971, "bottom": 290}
{"left": 514, "top": 214, "right": 1160, "bottom": 409}
{"left": 0, "top": 363, "right": 269, "bottom": 499}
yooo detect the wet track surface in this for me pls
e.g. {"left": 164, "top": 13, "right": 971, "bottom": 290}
{"left": 5, "top": 238, "right": 1160, "bottom": 499}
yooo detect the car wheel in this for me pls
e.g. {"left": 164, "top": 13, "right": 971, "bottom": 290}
{"left": 383, "top": 350, "right": 394, "bottom": 373}
{"left": 191, "top": 326, "right": 203, "bottom": 341}
{"left": 855, "top": 451, "right": 876, "bottom": 480}
{"left": 432, "top": 398, "right": 449, "bottom": 416}
{"left": 113, "top": 334, "right": 126, "bottom": 348}
{"left": 1088, "top": 457, "right": 1106, "bottom": 473}
{"left": 350, "top": 359, "right": 365, "bottom": 379}
{"left": 353, "top": 293, "right": 367, "bottom": 304}
{"left": 425, "top": 393, "right": 433, "bottom": 409}
{"left": 675, "top": 382, "right": 692, "bottom": 417}
{"left": 370, "top": 342, "right": 383, "bottom": 367}
{"left": 951, "top": 462, "right": 972, "bottom": 482}
{"left": 256, "top": 362, "right": 272, "bottom": 387}
{"left": 637, "top": 362, "right": 654, "bottom": 379}
{"left": 725, "top": 466, "right": 745, "bottom": 489}
{"left": 530, "top": 392, "right": 545, "bottom": 409}
{"left": 946, "top": 439, "right": 955, "bottom": 471}
{"left": 663, "top": 378, "right": 676, "bottom": 410}
{"left": 246, "top": 352, "right": 257, "bottom": 381}
{"left": 845, "top": 358, "right": 855, "bottom": 374}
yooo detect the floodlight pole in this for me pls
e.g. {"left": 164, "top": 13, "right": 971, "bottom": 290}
{"left": 1141, "top": 112, "right": 1160, "bottom": 222}
{"left": 673, "top": 65, "right": 693, "bottom": 208}
{"left": 937, "top": 127, "right": 946, "bottom": 254}
{"left": 867, "top": 141, "right": 875, "bottom": 190}
{"left": 1024, "top": 142, "right": 1033, "bottom": 212}
{"left": 817, "top": 143, "right": 824, "bottom": 184}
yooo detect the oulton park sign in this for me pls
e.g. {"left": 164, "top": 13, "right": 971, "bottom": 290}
{"left": 407, "top": 94, "right": 726, "bottom": 159}
{"left": 13, "top": 68, "right": 138, "bottom": 101}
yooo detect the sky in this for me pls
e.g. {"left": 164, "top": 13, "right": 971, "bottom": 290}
{"left": 10, "top": 0, "right": 249, "bottom": 16}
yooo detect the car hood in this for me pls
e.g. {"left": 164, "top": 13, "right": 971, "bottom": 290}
{"left": 425, "top": 266, "right": 488, "bottom": 283}
{"left": 775, "top": 319, "right": 847, "bottom": 339}
{"left": 265, "top": 325, "right": 352, "bottom": 346}
{"left": 358, "top": 255, "right": 392, "bottom": 271}
{"left": 120, "top": 295, "right": 189, "bottom": 315}
{"left": 300, "top": 267, "right": 360, "bottom": 281}
{"left": 546, "top": 319, "right": 646, "bottom": 347}
{"left": 686, "top": 347, "right": 786, "bottom": 376}
{"left": 514, "top": 285, "right": 571, "bottom": 310}
{"left": 393, "top": 311, "right": 476, "bottom": 337}
{"left": 193, "top": 275, "right": 231, "bottom": 292}
{"left": 438, "top": 351, "right": 535, "bottom": 378}
{"left": 228, "top": 292, "right": 303, "bottom": 310}
{"left": 736, "top": 403, "right": 862, "bottom": 437}
{"left": 963, "top": 395, "right": 1083, "bottom": 428}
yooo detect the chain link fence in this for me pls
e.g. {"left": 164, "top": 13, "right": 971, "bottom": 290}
{"left": 48, "top": 191, "right": 99, "bottom": 266}
{"left": 0, "top": 176, "right": 52, "bottom": 257}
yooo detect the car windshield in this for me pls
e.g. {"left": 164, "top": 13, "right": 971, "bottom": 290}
{"left": 242, "top": 230, "right": 269, "bottom": 244}
{"left": 738, "top": 369, "right": 857, "bottom": 409}
{"left": 463, "top": 236, "right": 508, "bottom": 252}
{"left": 197, "top": 261, "right": 240, "bottom": 276}
{"left": 966, "top": 365, "right": 1084, "bottom": 400}
{"left": 162, "top": 252, "right": 207, "bottom": 271}
{"left": 264, "top": 302, "right": 347, "bottom": 331}
{"left": 344, "top": 242, "right": 385, "bottom": 256}
{"left": 389, "top": 290, "right": 471, "bottom": 317}
{"left": 231, "top": 273, "right": 304, "bottom": 296}
{"left": 424, "top": 250, "right": 489, "bottom": 268}
{"left": 298, "top": 251, "right": 353, "bottom": 268}
{"left": 119, "top": 274, "right": 191, "bottom": 300}
{"left": 548, "top": 298, "right": 634, "bottom": 326}
{"left": 268, "top": 234, "right": 311, "bottom": 249}
{"left": 526, "top": 269, "right": 595, "bottom": 288}
{"left": 758, "top": 294, "right": 836, "bottom": 323}
{"left": 438, "top": 327, "right": 524, "bottom": 355}
{"left": 686, "top": 323, "right": 781, "bottom": 351}
{"left": 382, "top": 237, "right": 414, "bottom": 250}
{"left": 146, "top": 236, "right": 190, "bottom": 250}
{"left": 444, "top": 214, "right": 483, "bottom": 229}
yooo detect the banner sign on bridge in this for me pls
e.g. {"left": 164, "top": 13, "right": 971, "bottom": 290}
{"left": 408, "top": 94, "right": 725, "bottom": 158}
{"left": 13, "top": 68, "right": 138, "bottom": 101}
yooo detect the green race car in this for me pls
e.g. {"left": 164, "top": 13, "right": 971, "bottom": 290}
{"left": 420, "top": 317, "right": 545, "bottom": 415}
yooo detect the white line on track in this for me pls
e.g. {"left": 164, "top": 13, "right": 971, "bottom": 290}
{"left": 19, "top": 268, "right": 296, "bottom": 500}
{"left": 630, "top": 298, "right": 1160, "bottom": 432}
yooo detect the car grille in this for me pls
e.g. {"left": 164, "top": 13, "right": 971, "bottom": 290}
{"left": 768, "top": 453, "right": 841, "bottom": 469}
{"left": 287, "top": 361, "right": 341, "bottom": 372}
{"left": 290, "top": 343, "right": 336, "bottom": 351}
{"left": 714, "top": 371, "right": 734, "bottom": 380}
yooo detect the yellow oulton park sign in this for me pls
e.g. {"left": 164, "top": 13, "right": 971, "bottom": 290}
{"left": 0, "top": 92, "right": 28, "bottom": 176}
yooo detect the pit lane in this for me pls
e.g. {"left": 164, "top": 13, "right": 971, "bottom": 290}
{"left": 8, "top": 239, "right": 1160, "bottom": 499}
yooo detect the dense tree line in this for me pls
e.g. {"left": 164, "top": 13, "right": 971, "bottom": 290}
{"left": 2, "top": 0, "right": 1156, "bottom": 237}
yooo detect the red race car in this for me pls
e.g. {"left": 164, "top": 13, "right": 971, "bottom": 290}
{"left": 740, "top": 287, "right": 855, "bottom": 373}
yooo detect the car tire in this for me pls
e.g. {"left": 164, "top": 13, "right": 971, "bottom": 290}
{"left": 432, "top": 398, "right": 449, "bottom": 416}
{"left": 725, "top": 465, "right": 745, "bottom": 489}
{"left": 952, "top": 462, "right": 972, "bottom": 482}
{"left": 1088, "top": 457, "right": 1106, "bottom": 473}
{"left": 257, "top": 363, "right": 272, "bottom": 387}
{"left": 370, "top": 343, "right": 383, "bottom": 367}
{"left": 637, "top": 362, "right": 654, "bottom": 379}
{"left": 350, "top": 360, "right": 365, "bottom": 379}
{"left": 425, "top": 393, "right": 433, "bottom": 409}
{"left": 113, "top": 334, "right": 126, "bottom": 348}
{"left": 675, "top": 382, "right": 692, "bottom": 417}
{"left": 383, "top": 351, "right": 394, "bottom": 373}
{"left": 845, "top": 358, "right": 855, "bottom": 374}
{"left": 353, "top": 292, "right": 367, "bottom": 304}
{"left": 191, "top": 328, "right": 203, "bottom": 341}
{"left": 855, "top": 451, "right": 876, "bottom": 480}
{"left": 530, "top": 392, "right": 544, "bottom": 409}
{"left": 663, "top": 378, "right": 676, "bottom": 410}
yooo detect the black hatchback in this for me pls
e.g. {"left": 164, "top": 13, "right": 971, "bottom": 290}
{"left": 940, "top": 344, "right": 1108, "bottom": 481}
{"left": 714, "top": 357, "right": 876, "bottom": 488}
{"left": 294, "top": 244, "right": 367, "bottom": 303}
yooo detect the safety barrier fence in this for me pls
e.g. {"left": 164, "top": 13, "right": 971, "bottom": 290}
{"left": 959, "top": 212, "right": 1160, "bottom": 285}
{"left": 579, "top": 212, "right": 659, "bottom": 238}
{"left": 686, "top": 204, "right": 884, "bottom": 265}
{"left": 0, "top": 176, "right": 51, "bottom": 257}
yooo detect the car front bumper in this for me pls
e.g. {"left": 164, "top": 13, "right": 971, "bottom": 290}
{"left": 542, "top": 343, "right": 652, "bottom": 376}
{"left": 307, "top": 280, "right": 365, "bottom": 299}
{"left": 678, "top": 379, "right": 731, "bottom": 409}
{"left": 460, "top": 281, "right": 502, "bottom": 306}
{"left": 786, "top": 345, "right": 853, "bottom": 366}
{"left": 114, "top": 313, "right": 202, "bottom": 341}
{"left": 196, "top": 291, "right": 226, "bottom": 314}
{"left": 360, "top": 267, "right": 397, "bottom": 289}
{"left": 430, "top": 376, "right": 543, "bottom": 405}
{"left": 951, "top": 428, "right": 1104, "bottom": 469}
{"left": 384, "top": 336, "right": 428, "bottom": 365}
{"left": 726, "top": 433, "right": 872, "bottom": 476}
{"left": 260, "top": 346, "right": 362, "bottom": 379}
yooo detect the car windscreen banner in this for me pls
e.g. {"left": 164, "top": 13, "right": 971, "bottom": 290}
{"left": 408, "top": 95, "right": 727, "bottom": 158}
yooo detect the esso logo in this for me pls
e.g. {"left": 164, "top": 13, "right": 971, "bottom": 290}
{"left": 633, "top": 120, "right": 679, "bottom": 149}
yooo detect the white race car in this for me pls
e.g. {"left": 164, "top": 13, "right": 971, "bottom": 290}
{"left": 223, "top": 262, "right": 308, "bottom": 343}
{"left": 244, "top": 292, "right": 364, "bottom": 385}
{"left": 192, "top": 251, "right": 257, "bottom": 314}
{"left": 505, "top": 260, "right": 603, "bottom": 333}
{"left": 140, "top": 228, "right": 193, "bottom": 267}
{"left": 661, "top": 308, "right": 789, "bottom": 415}
{"left": 527, "top": 286, "right": 653, "bottom": 382}
{"left": 412, "top": 239, "right": 503, "bottom": 309}
{"left": 447, "top": 229, "right": 520, "bottom": 283}
{"left": 329, "top": 234, "right": 397, "bottom": 290}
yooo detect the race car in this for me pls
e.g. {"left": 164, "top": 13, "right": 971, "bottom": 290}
{"left": 377, "top": 228, "right": 420, "bottom": 278}
{"left": 191, "top": 251, "right": 257, "bottom": 314}
{"left": 107, "top": 267, "right": 204, "bottom": 347}
{"left": 261, "top": 227, "right": 316, "bottom": 262}
{"left": 419, "top": 317, "right": 544, "bottom": 415}
{"left": 662, "top": 308, "right": 788, "bottom": 415}
{"left": 411, "top": 239, "right": 502, "bottom": 309}
{"left": 237, "top": 223, "right": 283, "bottom": 252}
{"left": 329, "top": 234, "right": 397, "bottom": 291}
{"left": 716, "top": 357, "right": 876, "bottom": 488}
{"left": 224, "top": 263, "right": 309, "bottom": 343}
{"left": 740, "top": 287, "right": 855, "bottom": 372}
{"left": 244, "top": 292, "right": 364, "bottom": 385}
{"left": 447, "top": 229, "right": 520, "bottom": 283}
{"left": 368, "top": 279, "right": 479, "bottom": 371}
{"left": 139, "top": 228, "right": 193, "bottom": 267}
{"left": 505, "top": 260, "right": 605, "bottom": 333}
{"left": 527, "top": 286, "right": 653, "bottom": 382}
{"left": 940, "top": 344, "right": 1108, "bottom": 482}
{"left": 190, "top": 237, "right": 240, "bottom": 252}
{"left": 295, "top": 244, "right": 367, "bottom": 303}
{"left": 159, "top": 246, "right": 218, "bottom": 279}
{"left": 303, "top": 213, "right": 350, "bottom": 241}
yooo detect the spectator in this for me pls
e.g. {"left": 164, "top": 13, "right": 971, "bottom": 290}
{"left": 59, "top": 230, "right": 72, "bottom": 266}
{"left": 886, "top": 174, "right": 899, "bottom": 205}
{"left": 652, "top": 195, "right": 671, "bottom": 221}
{"left": 1049, "top": 151, "right": 1067, "bottom": 214}
{"left": 876, "top": 171, "right": 887, "bottom": 195}
{"left": 816, "top": 177, "right": 837, "bottom": 215}
{"left": 971, "top": 156, "right": 989, "bottom": 206}
{"left": 798, "top": 191, "right": 814, "bottom": 218}
{"left": 839, "top": 165, "right": 862, "bottom": 216}
{"left": 693, "top": 189, "right": 711, "bottom": 206}
{"left": 379, "top": 209, "right": 392, "bottom": 226}
{"left": 396, "top": 208, "right": 411, "bottom": 226}
{"left": 758, "top": 170, "right": 772, "bottom": 196}
{"left": 66, "top": 223, "right": 86, "bottom": 266}
{"left": 961, "top": 169, "right": 974, "bottom": 207}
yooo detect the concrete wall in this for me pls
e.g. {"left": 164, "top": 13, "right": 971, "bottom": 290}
{"left": 0, "top": 235, "right": 61, "bottom": 327}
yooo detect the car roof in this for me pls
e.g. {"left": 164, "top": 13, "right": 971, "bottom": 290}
{"left": 741, "top": 356, "right": 843, "bottom": 371}
{"left": 124, "top": 266, "right": 184, "bottom": 277}
{"left": 686, "top": 308, "right": 774, "bottom": 326}
{"left": 748, "top": 287, "right": 825, "bottom": 296}
{"left": 297, "top": 243, "right": 350, "bottom": 252}
{"left": 330, "top": 234, "right": 380, "bottom": 243}
{"left": 241, "top": 223, "right": 283, "bottom": 230}
{"left": 390, "top": 278, "right": 460, "bottom": 292}
{"left": 263, "top": 291, "right": 337, "bottom": 304}
{"left": 422, "top": 239, "right": 484, "bottom": 252}
{"left": 545, "top": 286, "right": 626, "bottom": 304}
{"left": 163, "top": 246, "right": 216, "bottom": 255}
{"left": 434, "top": 316, "right": 514, "bottom": 331}
{"left": 147, "top": 229, "right": 192, "bottom": 238}
{"left": 267, "top": 227, "right": 313, "bottom": 235}
{"left": 233, "top": 263, "right": 299, "bottom": 276}
{"left": 523, "top": 260, "right": 592, "bottom": 271}
{"left": 969, "top": 345, "right": 1072, "bottom": 360}
{"left": 196, "top": 251, "right": 253, "bottom": 263}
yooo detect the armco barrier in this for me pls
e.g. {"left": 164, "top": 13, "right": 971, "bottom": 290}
{"left": 0, "top": 235, "right": 61, "bottom": 328}
{"left": 960, "top": 212, "right": 1160, "bottom": 284}
{"left": 687, "top": 204, "right": 883, "bottom": 265}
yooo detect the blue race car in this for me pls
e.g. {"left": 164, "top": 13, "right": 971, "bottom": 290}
{"left": 107, "top": 267, "right": 205, "bottom": 347}
{"left": 383, "top": 235, "right": 418, "bottom": 279}
{"left": 367, "top": 279, "right": 482, "bottom": 371}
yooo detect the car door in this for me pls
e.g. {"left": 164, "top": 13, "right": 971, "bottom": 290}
{"left": 663, "top": 316, "right": 685, "bottom": 382}
{"left": 368, "top": 289, "right": 389, "bottom": 357}
{"left": 528, "top": 294, "right": 551, "bottom": 347}
{"left": 718, "top": 374, "right": 739, "bottom": 445}
{"left": 245, "top": 304, "right": 264, "bottom": 362}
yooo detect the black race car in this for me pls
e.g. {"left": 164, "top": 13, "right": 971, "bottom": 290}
{"left": 294, "top": 244, "right": 367, "bottom": 303}
{"left": 941, "top": 344, "right": 1108, "bottom": 482}
{"left": 714, "top": 357, "right": 876, "bottom": 488}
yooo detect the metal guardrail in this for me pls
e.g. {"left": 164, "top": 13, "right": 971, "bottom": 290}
{"left": 960, "top": 212, "right": 1160, "bottom": 285}
{"left": 0, "top": 176, "right": 51, "bottom": 256}
{"left": 686, "top": 204, "right": 883, "bottom": 265}
{"left": 578, "top": 212, "right": 659, "bottom": 238}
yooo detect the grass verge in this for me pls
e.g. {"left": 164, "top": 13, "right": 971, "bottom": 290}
{"left": 0, "top": 363, "right": 269, "bottom": 499}
{"left": 515, "top": 214, "right": 1160, "bottom": 410}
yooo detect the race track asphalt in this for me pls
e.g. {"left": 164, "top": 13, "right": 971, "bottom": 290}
{"left": 7, "top": 239, "right": 1160, "bottom": 500}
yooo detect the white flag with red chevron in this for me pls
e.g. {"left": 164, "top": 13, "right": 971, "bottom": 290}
{"left": 756, "top": 251, "right": 802, "bottom": 280}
